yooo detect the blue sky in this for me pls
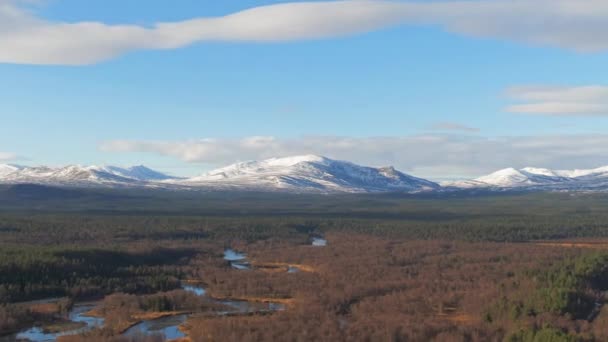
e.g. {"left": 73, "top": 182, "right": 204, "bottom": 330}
{"left": 2, "top": 0, "right": 608, "bottom": 179}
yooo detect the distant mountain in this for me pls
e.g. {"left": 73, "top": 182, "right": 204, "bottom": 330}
{"left": 444, "top": 167, "right": 571, "bottom": 188}
{"left": 7, "top": 158, "right": 608, "bottom": 194}
{"left": 443, "top": 166, "right": 608, "bottom": 191}
{"left": 0, "top": 164, "right": 25, "bottom": 177}
{"left": 0, "top": 157, "right": 438, "bottom": 193}
{"left": 0, "top": 164, "right": 178, "bottom": 187}
{"left": 174, "top": 155, "right": 440, "bottom": 193}
{"left": 91, "top": 165, "right": 178, "bottom": 181}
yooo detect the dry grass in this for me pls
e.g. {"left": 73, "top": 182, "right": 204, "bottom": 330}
{"left": 251, "top": 261, "right": 317, "bottom": 273}
{"left": 29, "top": 302, "right": 60, "bottom": 315}
{"left": 535, "top": 240, "right": 608, "bottom": 249}
{"left": 444, "top": 313, "right": 477, "bottom": 325}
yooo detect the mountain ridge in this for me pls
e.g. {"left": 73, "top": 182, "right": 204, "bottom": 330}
{"left": 4, "top": 156, "right": 608, "bottom": 193}
{"left": 0, "top": 155, "right": 439, "bottom": 193}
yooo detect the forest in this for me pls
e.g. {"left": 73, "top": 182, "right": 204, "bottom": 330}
{"left": 3, "top": 188, "right": 608, "bottom": 341}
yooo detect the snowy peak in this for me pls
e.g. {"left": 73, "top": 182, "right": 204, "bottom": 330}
{"left": 0, "top": 157, "right": 439, "bottom": 193}
{"left": 0, "top": 164, "right": 176, "bottom": 187}
{"left": 520, "top": 167, "right": 559, "bottom": 178}
{"left": 8, "top": 158, "right": 608, "bottom": 193}
{"left": 555, "top": 166, "right": 608, "bottom": 179}
{"left": 181, "top": 155, "right": 439, "bottom": 193}
{"left": 91, "top": 165, "right": 177, "bottom": 181}
{"left": 0, "top": 164, "right": 25, "bottom": 177}
{"left": 265, "top": 154, "right": 329, "bottom": 167}
{"left": 475, "top": 168, "right": 528, "bottom": 187}
{"left": 197, "top": 155, "right": 331, "bottom": 181}
{"left": 446, "top": 165, "right": 608, "bottom": 190}
{"left": 473, "top": 167, "right": 569, "bottom": 187}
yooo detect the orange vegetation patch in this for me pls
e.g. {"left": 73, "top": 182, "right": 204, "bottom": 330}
{"left": 535, "top": 242, "right": 608, "bottom": 249}
{"left": 132, "top": 311, "right": 189, "bottom": 321}
{"left": 437, "top": 313, "right": 477, "bottom": 325}
{"left": 446, "top": 313, "right": 477, "bottom": 325}
{"left": 251, "top": 261, "right": 317, "bottom": 273}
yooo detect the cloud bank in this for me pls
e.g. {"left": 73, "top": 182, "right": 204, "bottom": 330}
{"left": 0, "top": 152, "right": 17, "bottom": 162}
{"left": 506, "top": 85, "right": 608, "bottom": 116}
{"left": 429, "top": 122, "right": 479, "bottom": 132}
{"left": 3, "top": 0, "right": 608, "bottom": 65}
{"left": 100, "top": 135, "right": 608, "bottom": 179}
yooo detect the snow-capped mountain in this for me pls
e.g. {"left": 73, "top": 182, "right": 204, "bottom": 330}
{"left": 7, "top": 157, "right": 608, "bottom": 194}
{"left": 0, "top": 157, "right": 438, "bottom": 193}
{"left": 90, "top": 165, "right": 178, "bottom": 181}
{"left": 444, "top": 167, "right": 571, "bottom": 188}
{"left": 0, "top": 164, "right": 25, "bottom": 177}
{"left": 173, "top": 155, "right": 440, "bottom": 193}
{"left": 0, "top": 164, "right": 178, "bottom": 187}
{"left": 443, "top": 165, "right": 608, "bottom": 191}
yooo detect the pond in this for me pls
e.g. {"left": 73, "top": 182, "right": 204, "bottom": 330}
{"left": 311, "top": 237, "right": 327, "bottom": 246}
{"left": 224, "top": 249, "right": 251, "bottom": 270}
{"left": 182, "top": 284, "right": 206, "bottom": 296}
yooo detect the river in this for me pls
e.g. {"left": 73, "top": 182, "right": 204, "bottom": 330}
{"left": 3, "top": 242, "right": 326, "bottom": 341}
{"left": 3, "top": 302, "right": 103, "bottom": 342}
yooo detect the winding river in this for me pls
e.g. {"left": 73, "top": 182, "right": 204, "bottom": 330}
{"left": 4, "top": 302, "right": 104, "bottom": 342}
{"left": 4, "top": 239, "right": 326, "bottom": 341}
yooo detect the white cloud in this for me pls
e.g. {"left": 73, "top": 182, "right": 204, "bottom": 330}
{"left": 100, "top": 134, "right": 608, "bottom": 179}
{"left": 506, "top": 85, "right": 608, "bottom": 116}
{"left": 3, "top": 0, "right": 608, "bottom": 65}
{"left": 0, "top": 152, "right": 17, "bottom": 162}
{"left": 429, "top": 122, "right": 479, "bottom": 132}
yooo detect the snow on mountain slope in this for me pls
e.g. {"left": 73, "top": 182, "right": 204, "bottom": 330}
{"left": 444, "top": 165, "right": 608, "bottom": 190}
{"left": 176, "top": 155, "right": 439, "bottom": 193}
{"left": 0, "top": 164, "right": 25, "bottom": 177}
{"left": 553, "top": 166, "right": 608, "bottom": 179}
{"left": 0, "top": 164, "right": 176, "bottom": 187}
{"left": 0, "top": 157, "right": 438, "bottom": 193}
{"left": 474, "top": 168, "right": 571, "bottom": 187}
{"left": 8, "top": 157, "right": 608, "bottom": 193}
{"left": 90, "top": 165, "right": 178, "bottom": 181}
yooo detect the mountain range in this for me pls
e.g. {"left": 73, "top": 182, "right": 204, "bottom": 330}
{"left": 3, "top": 155, "right": 608, "bottom": 193}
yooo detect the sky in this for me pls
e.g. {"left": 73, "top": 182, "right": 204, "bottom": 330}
{"left": 2, "top": 0, "right": 608, "bottom": 180}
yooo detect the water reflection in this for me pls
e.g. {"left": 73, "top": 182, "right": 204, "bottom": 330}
{"left": 5, "top": 249, "right": 291, "bottom": 341}
{"left": 123, "top": 314, "right": 187, "bottom": 340}
{"left": 11, "top": 303, "right": 103, "bottom": 342}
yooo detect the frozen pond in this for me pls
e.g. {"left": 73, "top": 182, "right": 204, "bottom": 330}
{"left": 311, "top": 237, "right": 327, "bottom": 246}
{"left": 224, "top": 249, "right": 251, "bottom": 270}
{"left": 182, "top": 284, "right": 206, "bottom": 296}
{"left": 224, "top": 249, "right": 246, "bottom": 261}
